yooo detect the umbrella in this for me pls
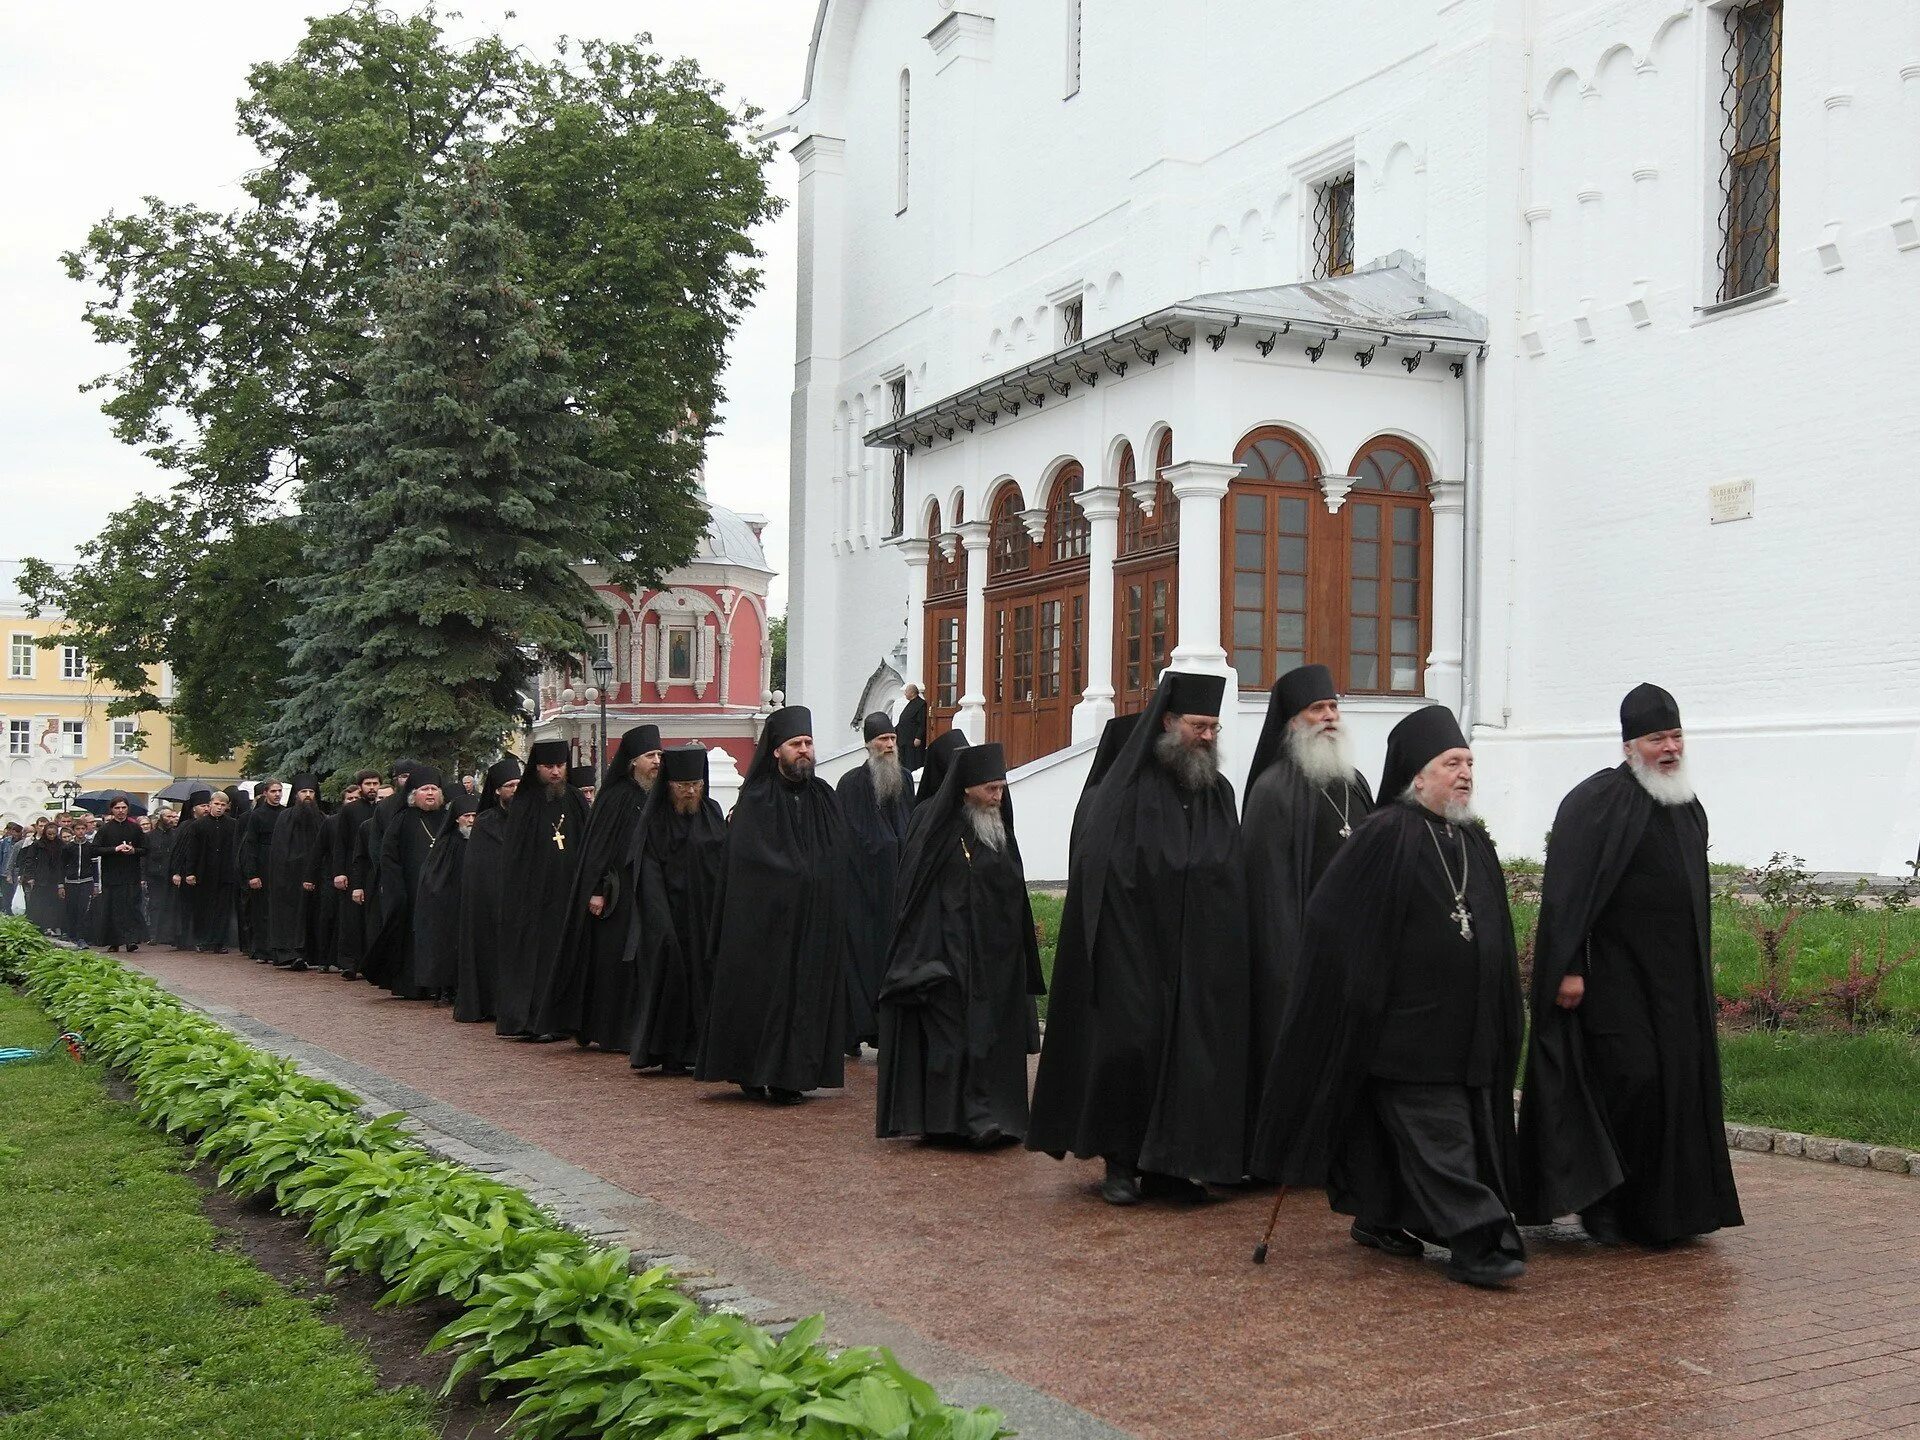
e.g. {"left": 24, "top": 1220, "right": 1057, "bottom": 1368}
{"left": 154, "top": 777, "right": 224, "bottom": 803}
{"left": 74, "top": 789, "right": 148, "bottom": 817}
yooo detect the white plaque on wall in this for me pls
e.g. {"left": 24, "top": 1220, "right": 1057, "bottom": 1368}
{"left": 1708, "top": 479, "right": 1755, "bottom": 524}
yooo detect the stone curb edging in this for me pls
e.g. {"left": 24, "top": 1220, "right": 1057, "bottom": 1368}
{"left": 1724, "top": 1121, "right": 1920, "bottom": 1177}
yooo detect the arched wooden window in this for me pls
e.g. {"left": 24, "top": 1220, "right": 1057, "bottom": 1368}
{"left": 926, "top": 502, "right": 965, "bottom": 599}
{"left": 1047, "top": 464, "right": 1089, "bottom": 565}
{"left": 988, "top": 485, "right": 1030, "bottom": 578}
{"left": 1120, "top": 430, "right": 1181, "bottom": 556}
{"left": 1344, "top": 438, "right": 1432, "bottom": 695}
{"left": 1225, "top": 427, "right": 1319, "bottom": 690}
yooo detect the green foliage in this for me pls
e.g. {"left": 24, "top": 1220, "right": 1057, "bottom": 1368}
{"left": 4, "top": 920, "right": 1007, "bottom": 1438}
{"left": 1721, "top": 1029, "right": 1920, "bottom": 1149}
{"left": 770, "top": 612, "right": 788, "bottom": 694}
{"left": 43, "top": 1, "right": 782, "bottom": 756}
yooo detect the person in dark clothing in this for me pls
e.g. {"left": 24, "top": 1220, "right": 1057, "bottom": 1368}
{"left": 569, "top": 764, "right": 598, "bottom": 807}
{"left": 19, "top": 818, "right": 67, "bottom": 934}
{"left": 624, "top": 745, "right": 727, "bottom": 1074}
{"left": 265, "top": 776, "right": 325, "bottom": 969}
{"left": 696, "top": 705, "right": 853, "bottom": 1103}
{"left": 896, "top": 684, "right": 929, "bottom": 773}
{"left": 0, "top": 821, "right": 23, "bottom": 917}
{"left": 142, "top": 811, "right": 184, "bottom": 947}
{"left": 324, "top": 771, "right": 381, "bottom": 976}
{"left": 353, "top": 760, "right": 419, "bottom": 969}
{"left": 836, "top": 711, "right": 914, "bottom": 1052}
{"left": 455, "top": 756, "right": 522, "bottom": 1024}
{"left": 1252, "top": 705, "right": 1527, "bottom": 1289}
{"left": 915, "top": 729, "right": 967, "bottom": 808}
{"left": 535, "top": 725, "right": 664, "bottom": 1049}
{"left": 1028, "top": 672, "right": 1251, "bottom": 1204}
{"left": 411, "top": 789, "right": 474, "bottom": 1002}
{"left": 60, "top": 820, "right": 97, "bottom": 938}
{"left": 85, "top": 796, "right": 147, "bottom": 951}
{"left": 877, "top": 742, "right": 1044, "bottom": 1147}
{"left": 1241, "top": 664, "right": 1376, "bottom": 1123}
{"left": 177, "top": 790, "right": 243, "bottom": 952}
{"left": 1518, "top": 684, "right": 1743, "bottom": 1247}
{"left": 238, "top": 780, "right": 283, "bottom": 960}
{"left": 365, "top": 767, "right": 455, "bottom": 998}
{"left": 495, "top": 742, "right": 588, "bottom": 1038}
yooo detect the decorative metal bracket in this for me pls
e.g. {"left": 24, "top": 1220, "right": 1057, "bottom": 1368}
{"left": 1255, "top": 321, "right": 1290, "bottom": 357}
{"left": 1403, "top": 341, "right": 1434, "bottom": 374}
{"left": 1072, "top": 362, "right": 1099, "bottom": 387}
{"left": 1160, "top": 325, "right": 1191, "bottom": 355}
{"left": 1205, "top": 315, "right": 1241, "bottom": 352}
{"left": 958, "top": 415, "right": 975, "bottom": 433}
{"left": 1004, "top": 400, "right": 1020, "bottom": 417}
{"left": 1304, "top": 337, "right": 1328, "bottom": 364}
{"left": 1023, "top": 386, "right": 1047, "bottom": 408}
{"left": 1101, "top": 352, "right": 1128, "bottom": 379}
{"left": 1131, "top": 338, "right": 1160, "bottom": 366}
{"left": 983, "top": 409, "right": 998, "bottom": 425}
{"left": 1355, "top": 344, "right": 1377, "bottom": 369}
{"left": 1450, "top": 361, "right": 1465, "bottom": 378}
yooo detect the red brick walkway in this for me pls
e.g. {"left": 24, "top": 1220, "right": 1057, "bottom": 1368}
{"left": 125, "top": 947, "right": 1920, "bottom": 1440}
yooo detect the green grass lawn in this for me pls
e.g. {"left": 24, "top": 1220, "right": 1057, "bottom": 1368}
{"left": 1719, "top": 1029, "right": 1920, "bottom": 1150}
{"left": 0, "top": 991, "right": 436, "bottom": 1440}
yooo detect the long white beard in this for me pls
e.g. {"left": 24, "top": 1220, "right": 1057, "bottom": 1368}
{"left": 963, "top": 803, "right": 1006, "bottom": 852}
{"left": 1154, "top": 730, "right": 1220, "bottom": 791}
{"left": 1284, "top": 722, "right": 1357, "bottom": 787}
{"left": 869, "top": 750, "right": 905, "bottom": 803}
{"left": 1628, "top": 751, "right": 1696, "bottom": 806}
{"left": 1402, "top": 782, "right": 1478, "bottom": 827}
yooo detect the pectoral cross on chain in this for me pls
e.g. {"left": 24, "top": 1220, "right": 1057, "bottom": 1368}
{"left": 1451, "top": 901, "right": 1474, "bottom": 942}
{"left": 551, "top": 819, "right": 567, "bottom": 851}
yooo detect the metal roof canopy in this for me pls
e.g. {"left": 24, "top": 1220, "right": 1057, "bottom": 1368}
{"left": 864, "top": 254, "right": 1488, "bottom": 454}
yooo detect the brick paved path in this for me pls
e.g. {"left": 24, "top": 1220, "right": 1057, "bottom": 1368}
{"left": 124, "top": 947, "right": 1920, "bottom": 1440}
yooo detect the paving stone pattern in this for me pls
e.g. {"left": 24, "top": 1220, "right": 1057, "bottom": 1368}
{"left": 124, "top": 949, "right": 1920, "bottom": 1440}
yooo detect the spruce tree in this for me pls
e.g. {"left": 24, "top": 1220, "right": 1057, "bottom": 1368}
{"left": 265, "top": 165, "right": 607, "bottom": 772}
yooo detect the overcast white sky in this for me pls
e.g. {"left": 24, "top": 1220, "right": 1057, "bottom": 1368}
{"left": 0, "top": 2, "right": 814, "bottom": 609}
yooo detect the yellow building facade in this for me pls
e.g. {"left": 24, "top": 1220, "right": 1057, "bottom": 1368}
{"left": 0, "top": 605, "right": 244, "bottom": 824}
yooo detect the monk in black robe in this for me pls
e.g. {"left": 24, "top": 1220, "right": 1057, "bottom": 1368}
{"left": 412, "top": 791, "right": 475, "bottom": 1000}
{"left": 915, "top": 730, "right": 967, "bottom": 808}
{"left": 837, "top": 711, "right": 914, "bottom": 1052}
{"left": 366, "top": 766, "right": 454, "bottom": 998}
{"left": 353, "top": 759, "right": 419, "bottom": 961}
{"left": 142, "top": 812, "right": 184, "bottom": 947}
{"left": 454, "top": 757, "right": 520, "bottom": 1023}
{"left": 569, "top": 764, "right": 598, "bottom": 808}
{"left": 535, "top": 725, "right": 663, "bottom": 1049}
{"left": 19, "top": 819, "right": 66, "bottom": 934}
{"left": 1028, "top": 672, "right": 1251, "bottom": 1203}
{"left": 85, "top": 796, "right": 147, "bottom": 950}
{"left": 265, "top": 775, "right": 324, "bottom": 969}
{"left": 878, "top": 742, "right": 1044, "bottom": 1146}
{"left": 625, "top": 745, "right": 727, "bottom": 1073}
{"left": 1253, "top": 706, "right": 1527, "bottom": 1288}
{"left": 1518, "top": 684, "right": 1742, "bottom": 1246}
{"left": 238, "top": 780, "right": 282, "bottom": 960}
{"left": 495, "top": 741, "right": 588, "bottom": 1038}
{"left": 177, "top": 789, "right": 243, "bottom": 952}
{"left": 696, "top": 705, "right": 852, "bottom": 1103}
{"left": 324, "top": 771, "right": 380, "bottom": 977}
{"left": 1241, "top": 664, "right": 1375, "bottom": 1116}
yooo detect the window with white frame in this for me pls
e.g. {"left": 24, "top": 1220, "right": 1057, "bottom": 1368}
{"left": 1060, "top": 296, "right": 1084, "bottom": 346}
{"left": 61, "top": 645, "right": 85, "bottom": 680}
{"left": 6, "top": 720, "right": 29, "bottom": 757}
{"left": 1064, "top": 0, "right": 1083, "bottom": 98}
{"left": 1314, "top": 172, "right": 1356, "bottom": 278}
{"left": 60, "top": 719, "right": 85, "bottom": 757}
{"left": 112, "top": 718, "right": 140, "bottom": 755}
{"left": 8, "top": 634, "right": 32, "bottom": 679}
{"left": 587, "top": 630, "right": 610, "bottom": 670}
{"left": 896, "top": 70, "right": 912, "bottom": 214}
{"left": 1717, "top": 0, "right": 1783, "bottom": 303}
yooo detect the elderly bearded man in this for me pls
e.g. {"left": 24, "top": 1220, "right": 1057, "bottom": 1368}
{"left": 1252, "top": 706, "right": 1527, "bottom": 1288}
{"left": 1518, "top": 684, "right": 1743, "bottom": 1246}
{"left": 496, "top": 741, "right": 588, "bottom": 1038}
{"left": 837, "top": 711, "right": 914, "bottom": 1053}
{"left": 1028, "top": 670, "right": 1252, "bottom": 1205}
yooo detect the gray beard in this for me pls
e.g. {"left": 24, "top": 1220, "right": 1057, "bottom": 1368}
{"left": 963, "top": 803, "right": 1007, "bottom": 852}
{"left": 1401, "top": 782, "right": 1477, "bottom": 827}
{"left": 1628, "top": 751, "right": 1696, "bottom": 806}
{"left": 868, "top": 750, "right": 905, "bottom": 803}
{"left": 1284, "top": 722, "right": 1357, "bottom": 787}
{"left": 1154, "top": 730, "right": 1220, "bottom": 791}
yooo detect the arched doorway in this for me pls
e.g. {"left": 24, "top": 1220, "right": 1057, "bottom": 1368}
{"left": 921, "top": 498, "right": 966, "bottom": 740}
{"left": 985, "top": 469, "right": 1089, "bottom": 766}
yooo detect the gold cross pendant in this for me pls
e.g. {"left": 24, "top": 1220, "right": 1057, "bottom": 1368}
{"left": 552, "top": 822, "right": 566, "bottom": 851}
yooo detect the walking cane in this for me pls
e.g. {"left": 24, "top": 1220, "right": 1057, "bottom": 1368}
{"left": 1250, "top": 1185, "right": 1290, "bottom": 1264}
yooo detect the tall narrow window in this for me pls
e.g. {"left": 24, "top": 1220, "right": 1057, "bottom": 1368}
{"left": 6, "top": 720, "right": 29, "bottom": 757}
{"left": 8, "top": 634, "right": 32, "bottom": 679}
{"left": 1064, "top": 0, "right": 1083, "bottom": 99}
{"left": 888, "top": 375, "right": 907, "bottom": 537}
{"left": 60, "top": 719, "right": 85, "bottom": 758}
{"left": 897, "top": 71, "right": 912, "bottom": 214}
{"left": 1718, "top": 0, "right": 1783, "bottom": 302}
{"left": 61, "top": 645, "right": 85, "bottom": 680}
{"left": 1314, "top": 172, "right": 1356, "bottom": 279}
{"left": 112, "top": 718, "right": 140, "bottom": 755}
{"left": 1060, "top": 297, "right": 1084, "bottom": 346}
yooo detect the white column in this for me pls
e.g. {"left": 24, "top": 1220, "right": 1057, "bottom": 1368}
{"left": 1163, "top": 461, "right": 1237, "bottom": 674}
{"left": 1071, "top": 485, "right": 1121, "bottom": 742}
{"left": 955, "top": 519, "right": 992, "bottom": 743}
{"left": 1425, "top": 478, "right": 1466, "bottom": 716}
{"left": 895, "top": 538, "right": 931, "bottom": 689}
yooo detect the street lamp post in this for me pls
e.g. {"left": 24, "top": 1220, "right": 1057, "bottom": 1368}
{"left": 591, "top": 655, "right": 613, "bottom": 772}
{"left": 45, "top": 778, "right": 80, "bottom": 816}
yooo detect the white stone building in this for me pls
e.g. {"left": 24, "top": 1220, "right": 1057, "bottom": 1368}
{"left": 773, "top": 0, "right": 1920, "bottom": 879}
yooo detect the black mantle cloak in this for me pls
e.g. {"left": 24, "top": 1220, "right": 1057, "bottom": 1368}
{"left": 1516, "top": 765, "right": 1742, "bottom": 1240}
{"left": 915, "top": 731, "right": 967, "bottom": 808}
{"left": 494, "top": 777, "right": 589, "bottom": 1037}
{"left": 366, "top": 803, "right": 453, "bottom": 998}
{"left": 143, "top": 822, "right": 184, "bottom": 947}
{"left": 265, "top": 799, "right": 325, "bottom": 964}
{"left": 876, "top": 753, "right": 1044, "bottom": 1143}
{"left": 1026, "top": 677, "right": 1251, "bottom": 1184}
{"left": 1250, "top": 801, "right": 1524, "bottom": 1226}
{"left": 412, "top": 800, "right": 472, "bottom": 996}
{"left": 695, "top": 720, "right": 852, "bottom": 1093}
{"left": 455, "top": 805, "right": 511, "bottom": 1023}
{"left": 326, "top": 797, "right": 375, "bottom": 973}
{"left": 176, "top": 812, "right": 242, "bottom": 949}
{"left": 623, "top": 750, "right": 727, "bottom": 1071}
{"left": 835, "top": 758, "right": 914, "bottom": 1049}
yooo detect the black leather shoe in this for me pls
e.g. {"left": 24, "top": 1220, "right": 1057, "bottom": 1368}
{"left": 768, "top": 1088, "right": 805, "bottom": 1106}
{"left": 1446, "top": 1251, "right": 1526, "bottom": 1288}
{"left": 1351, "top": 1221, "right": 1424, "bottom": 1258}
{"left": 1100, "top": 1160, "right": 1142, "bottom": 1206}
{"left": 739, "top": 1084, "right": 769, "bottom": 1100}
{"left": 1580, "top": 1206, "right": 1626, "bottom": 1247}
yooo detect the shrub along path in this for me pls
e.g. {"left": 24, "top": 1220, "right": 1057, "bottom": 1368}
{"left": 127, "top": 946, "right": 1920, "bottom": 1440}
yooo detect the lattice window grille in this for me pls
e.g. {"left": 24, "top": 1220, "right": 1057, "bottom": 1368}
{"left": 1314, "top": 172, "right": 1356, "bottom": 279}
{"left": 1717, "top": 0, "right": 1784, "bottom": 303}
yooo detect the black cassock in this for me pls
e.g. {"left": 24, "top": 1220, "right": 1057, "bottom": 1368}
{"left": 1517, "top": 765, "right": 1742, "bottom": 1242}
{"left": 85, "top": 818, "right": 147, "bottom": 946}
{"left": 143, "top": 823, "right": 184, "bottom": 946}
{"left": 325, "top": 798, "right": 375, "bottom": 973}
{"left": 835, "top": 760, "right": 913, "bottom": 1049}
{"left": 696, "top": 730, "right": 852, "bottom": 1093}
{"left": 356, "top": 787, "right": 412, "bottom": 954}
{"left": 494, "top": 782, "right": 588, "bottom": 1037}
{"left": 624, "top": 775, "right": 727, "bottom": 1072}
{"left": 366, "top": 806, "right": 452, "bottom": 998}
{"left": 876, "top": 776, "right": 1044, "bottom": 1143}
{"left": 915, "top": 731, "right": 967, "bottom": 809}
{"left": 1027, "top": 682, "right": 1251, "bottom": 1184}
{"left": 21, "top": 839, "right": 65, "bottom": 932}
{"left": 455, "top": 806, "right": 510, "bottom": 1023}
{"left": 177, "top": 813, "right": 242, "bottom": 949}
{"left": 1253, "top": 801, "right": 1525, "bottom": 1255}
{"left": 411, "top": 813, "right": 469, "bottom": 996}
{"left": 897, "top": 695, "right": 929, "bottom": 773}
{"left": 238, "top": 801, "right": 281, "bottom": 958}
{"left": 61, "top": 841, "right": 95, "bottom": 938}
{"left": 265, "top": 800, "right": 325, "bottom": 966}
